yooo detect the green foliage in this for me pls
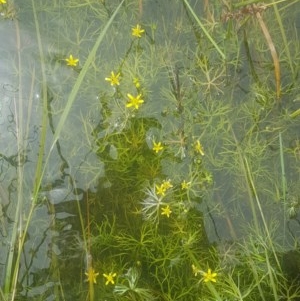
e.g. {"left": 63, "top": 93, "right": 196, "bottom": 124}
{"left": 1, "top": 0, "right": 300, "bottom": 300}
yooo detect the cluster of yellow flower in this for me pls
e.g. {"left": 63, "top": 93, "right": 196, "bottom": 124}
{"left": 104, "top": 25, "right": 145, "bottom": 110}
{"left": 64, "top": 26, "right": 207, "bottom": 160}
{"left": 66, "top": 24, "right": 146, "bottom": 290}
{"left": 64, "top": 24, "right": 145, "bottom": 111}
{"left": 104, "top": 73, "right": 141, "bottom": 89}
{"left": 155, "top": 179, "right": 173, "bottom": 196}
{"left": 152, "top": 139, "right": 205, "bottom": 156}
{"left": 151, "top": 171, "right": 210, "bottom": 219}
{"left": 154, "top": 180, "right": 173, "bottom": 218}
{"left": 85, "top": 267, "right": 117, "bottom": 286}
{"left": 104, "top": 72, "right": 144, "bottom": 109}
{"left": 103, "top": 25, "right": 145, "bottom": 109}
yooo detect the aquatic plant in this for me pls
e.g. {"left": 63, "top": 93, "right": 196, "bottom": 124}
{"left": 1, "top": 0, "right": 300, "bottom": 301}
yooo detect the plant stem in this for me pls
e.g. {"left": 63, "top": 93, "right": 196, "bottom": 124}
{"left": 182, "top": 0, "right": 226, "bottom": 60}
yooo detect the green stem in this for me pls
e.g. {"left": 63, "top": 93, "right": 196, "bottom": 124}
{"left": 182, "top": 0, "right": 226, "bottom": 60}
{"left": 206, "top": 282, "right": 223, "bottom": 301}
{"left": 279, "top": 132, "right": 287, "bottom": 240}
{"left": 36, "top": 0, "right": 126, "bottom": 196}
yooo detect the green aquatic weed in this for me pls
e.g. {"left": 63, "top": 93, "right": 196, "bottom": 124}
{"left": 114, "top": 267, "right": 154, "bottom": 300}
{"left": 141, "top": 186, "right": 163, "bottom": 223}
{"left": 181, "top": 180, "right": 191, "bottom": 190}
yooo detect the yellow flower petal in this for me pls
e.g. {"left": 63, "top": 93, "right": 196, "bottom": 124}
{"left": 194, "top": 140, "right": 205, "bottom": 156}
{"left": 131, "top": 24, "right": 145, "bottom": 38}
{"left": 161, "top": 205, "right": 172, "bottom": 218}
{"left": 105, "top": 71, "right": 121, "bottom": 86}
{"left": 126, "top": 93, "right": 144, "bottom": 110}
{"left": 155, "top": 184, "right": 166, "bottom": 196}
{"left": 153, "top": 141, "right": 164, "bottom": 153}
{"left": 203, "top": 268, "right": 217, "bottom": 283}
{"left": 162, "top": 180, "right": 173, "bottom": 190}
{"left": 133, "top": 77, "right": 141, "bottom": 88}
{"left": 192, "top": 264, "right": 201, "bottom": 276}
{"left": 65, "top": 54, "right": 79, "bottom": 67}
{"left": 85, "top": 267, "right": 99, "bottom": 284}
{"left": 103, "top": 272, "right": 117, "bottom": 285}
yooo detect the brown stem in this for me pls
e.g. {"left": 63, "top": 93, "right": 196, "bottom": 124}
{"left": 255, "top": 8, "right": 281, "bottom": 100}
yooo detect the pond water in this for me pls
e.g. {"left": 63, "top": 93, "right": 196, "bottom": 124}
{"left": 1, "top": 0, "right": 300, "bottom": 300}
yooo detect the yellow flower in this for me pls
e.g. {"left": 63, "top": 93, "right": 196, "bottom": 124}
{"left": 153, "top": 141, "right": 163, "bottom": 153}
{"left": 194, "top": 140, "right": 205, "bottom": 156}
{"left": 103, "top": 272, "right": 117, "bottom": 285}
{"left": 132, "top": 24, "right": 145, "bottom": 38}
{"left": 65, "top": 54, "right": 79, "bottom": 67}
{"left": 85, "top": 267, "right": 99, "bottom": 284}
{"left": 161, "top": 205, "right": 172, "bottom": 218}
{"left": 126, "top": 93, "right": 144, "bottom": 109}
{"left": 133, "top": 77, "right": 141, "bottom": 88}
{"left": 203, "top": 268, "right": 217, "bottom": 283}
{"left": 162, "top": 180, "right": 173, "bottom": 190}
{"left": 105, "top": 71, "right": 121, "bottom": 86}
{"left": 181, "top": 180, "right": 191, "bottom": 190}
{"left": 192, "top": 264, "right": 201, "bottom": 276}
{"left": 0, "top": 0, "right": 6, "bottom": 4}
{"left": 155, "top": 184, "right": 166, "bottom": 196}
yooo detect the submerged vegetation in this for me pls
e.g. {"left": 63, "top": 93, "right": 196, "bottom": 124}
{"left": 0, "top": 0, "right": 300, "bottom": 300}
